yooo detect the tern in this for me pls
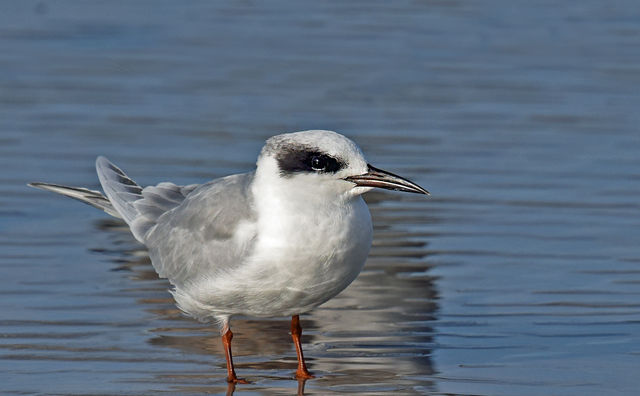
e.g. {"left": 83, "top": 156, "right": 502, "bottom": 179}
{"left": 29, "top": 130, "right": 429, "bottom": 383}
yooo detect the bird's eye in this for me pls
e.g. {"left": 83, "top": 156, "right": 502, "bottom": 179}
{"left": 276, "top": 148, "right": 344, "bottom": 176}
{"left": 311, "top": 155, "right": 327, "bottom": 171}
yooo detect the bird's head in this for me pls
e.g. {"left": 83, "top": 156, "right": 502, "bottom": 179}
{"left": 255, "top": 130, "right": 429, "bottom": 201}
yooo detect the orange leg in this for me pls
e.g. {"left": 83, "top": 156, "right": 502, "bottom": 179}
{"left": 221, "top": 328, "right": 248, "bottom": 384}
{"left": 291, "top": 315, "right": 315, "bottom": 379}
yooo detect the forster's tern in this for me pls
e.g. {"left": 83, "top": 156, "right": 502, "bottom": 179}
{"left": 29, "top": 130, "right": 429, "bottom": 383}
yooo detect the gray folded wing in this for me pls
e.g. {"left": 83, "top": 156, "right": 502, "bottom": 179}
{"left": 143, "top": 172, "right": 258, "bottom": 288}
{"left": 96, "top": 156, "right": 257, "bottom": 288}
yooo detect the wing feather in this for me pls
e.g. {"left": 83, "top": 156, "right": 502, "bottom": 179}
{"left": 144, "top": 172, "right": 258, "bottom": 288}
{"left": 95, "top": 156, "right": 199, "bottom": 242}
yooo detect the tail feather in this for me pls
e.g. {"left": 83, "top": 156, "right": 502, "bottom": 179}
{"left": 95, "top": 156, "right": 143, "bottom": 224}
{"left": 30, "top": 156, "right": 196, "bottom": 244}
{"left": 28, "top": 182, "right": 122, "bottom": 218}
{"left": 95, "top": 156, "right": 150, "bottom": 242}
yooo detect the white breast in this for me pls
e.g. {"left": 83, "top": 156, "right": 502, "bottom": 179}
{"left": 188, "top": 180, "right": 372, "bottom": 318}
{"left": 241, "top": 193, "right": 373, "bottom": 316}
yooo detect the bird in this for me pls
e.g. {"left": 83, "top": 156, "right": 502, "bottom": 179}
{"left": 29, "top": 130, "right": 429, "bottom": 383}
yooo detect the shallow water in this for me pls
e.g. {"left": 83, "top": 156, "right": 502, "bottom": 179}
{"left": 1, "top": 1, "right": 640, "bottom": 395}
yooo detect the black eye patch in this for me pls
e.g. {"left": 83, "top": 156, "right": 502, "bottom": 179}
{"left": 276, "top": 147, "right": 345, "bottom": 176}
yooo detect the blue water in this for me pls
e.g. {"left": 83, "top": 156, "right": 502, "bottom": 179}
{"left": 1, "top": 1, "right": 639, "bottom": 395}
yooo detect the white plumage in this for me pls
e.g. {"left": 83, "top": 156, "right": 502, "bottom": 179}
{"left": 29, "top": 130, "right": 428, "bottom": 383}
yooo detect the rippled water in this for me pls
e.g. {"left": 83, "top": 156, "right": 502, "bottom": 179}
{"left": 2, "top": 1, "right": 640, "bottom": 395}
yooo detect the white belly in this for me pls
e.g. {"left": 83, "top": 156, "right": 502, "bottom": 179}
{"left": 174, "top": 195, "right": 373, "bottom": 320}
{"left": 239, "top": 195, "right": 372, "bottom": 316}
